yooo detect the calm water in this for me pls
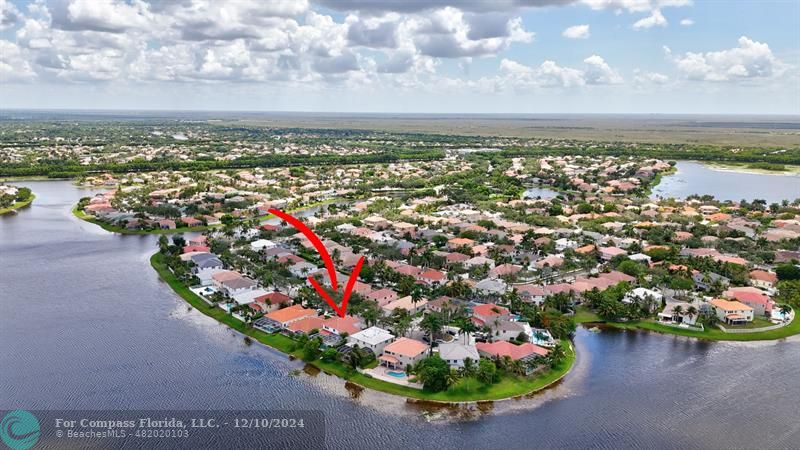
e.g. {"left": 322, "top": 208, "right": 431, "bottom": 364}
{"left": 523, "top": 187, "right": 559, "bottom": 200}
{"left": 652, "top": 161, "right": 800, "bottom": 203}
{"left": 2, "top": 181, "right": 800, "bottom": 449}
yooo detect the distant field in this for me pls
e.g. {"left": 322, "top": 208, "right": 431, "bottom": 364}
{"left": 223, "top": 113, "right": 800, "bottom": 147}
{"left": 2, "top": 110, "right": 798, "bottom": 147}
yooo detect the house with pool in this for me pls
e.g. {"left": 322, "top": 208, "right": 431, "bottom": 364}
{"left": 379, "top": 337, "right": 428, "bottom": 370}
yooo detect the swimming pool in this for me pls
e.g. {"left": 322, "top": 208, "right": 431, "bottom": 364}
{"left": 387, "top": 370, "right": 406, "bottom": 378}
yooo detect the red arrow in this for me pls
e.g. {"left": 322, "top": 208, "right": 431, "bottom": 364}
{"left": 268, "top": 208, "right": 364, "bottom": 318}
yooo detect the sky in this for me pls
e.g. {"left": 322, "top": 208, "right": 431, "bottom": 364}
{"left": 0, "top": 0, "right": 798, "bottom": 114}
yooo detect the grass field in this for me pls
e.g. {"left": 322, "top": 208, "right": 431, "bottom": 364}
{"left": 0, "top": 193, "right": 35, "bottom": 215}
{"left": 151, "top": 252, "right": 575, "bottom": 402}
{"left": 574, "top": 305, "right": 799, "bottom": 341}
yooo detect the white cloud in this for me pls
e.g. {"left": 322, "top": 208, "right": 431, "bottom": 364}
{"left": 632, "top": 9, "right": 667, "bottom": 29}
{"left": 583, "top": 55, "right": 623, "bottom": 83}
{"left": 680, "top": 18, "right": 694, "bottom": 26}
{"left": 496, "top": 55, "right": 622, "bottom": 89}
{"left": 562, "top": 24, "right": 590, "bottom": 39}
{"left": 0, "top": 40, "right": 36, "bottom": 82}
{"left": 0, "top": 0, "right": 22, "bottom": 30}
{"left": 634, "top": 69, "right": 669, "bottom": 84}
{"left": 581, "top": 0, "right": 690, "bottom": 13}
{"left": 671, "top": 36, "right": 787, "bottom": 82}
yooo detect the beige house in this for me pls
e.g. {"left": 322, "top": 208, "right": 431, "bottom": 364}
{"left": 379, "top": 337, "right": 428, "bottom": 369}
{"left": 710, "top": 299, "right": 754, "bottom": 325}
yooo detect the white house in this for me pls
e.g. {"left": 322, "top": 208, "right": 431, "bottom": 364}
{"left": 623, "top": 287, "right": 663, "bottom": 311}
{"left": 347, "top": 326, "right": 396, "bottom": 356}
{"left": 437, "top": 342, "right": 480, "bottom": 369}
{"left": 555, "top": 238, "right": 578, "bottom": 252}
{"left": 250, "top": 239, "right": 278, "bottom": 252}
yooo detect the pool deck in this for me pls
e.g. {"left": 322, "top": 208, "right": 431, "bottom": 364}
{"left": 363, "top": 366, "right": 423, "bottom": 389}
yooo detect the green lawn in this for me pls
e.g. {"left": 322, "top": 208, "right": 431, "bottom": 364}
{"left": 0, "top": 193, "right": 35, "bottom": 215}
{"left": 151, "top": 252, "right": 575, "bottom": 402}
{"left": 574, "top": 305, "right": 799, "bottom": 341}
{"left": 73, "top": 198, "right": 338, "bottom": 235}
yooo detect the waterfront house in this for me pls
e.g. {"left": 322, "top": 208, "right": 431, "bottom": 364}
{"left": 709, "top": 299, "right": 754, "bottom": 325}
{"left": 263, "top": 305, "right": 317, "bottom": 329}
{"left": 380, "top": 337, "right": 428, "bottom": 369}
{"left": 437, "top": 342, "right": 480, "bottom": 369}
{"left": 476, "top": 341, "right": 549, "bottom": 373}
{"left": 347, "top": 326, "right": 395, "bottom": 356}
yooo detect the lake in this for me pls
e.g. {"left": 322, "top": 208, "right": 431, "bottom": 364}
{"left": 652, "top": 161, "right": 800, "bottom": 203}
{"left": 2, "top": 180, "right": 800, "bottom": 449}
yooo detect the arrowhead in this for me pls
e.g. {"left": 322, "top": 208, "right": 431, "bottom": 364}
{"left": 309, "top": 256, "right": 365, "bottom": 318}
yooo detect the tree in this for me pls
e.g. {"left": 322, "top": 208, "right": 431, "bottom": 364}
{"left": 361, "top": 301, "right": 381, "bottom": 327}
{"left": 476, "top": 359, "right": 497, "bottom": 384}
{"left": 302, "top": 338, "right": 322, "bottom": 362}
{"left": 547, "top": 341, "right": 567, "bottom": 368}
{"left": 776, "top": 264, "right": 800, "bottom": 281}
{"left": 461, "top": 357, "right": 477, "bottom": 378}
{"left": 415, "top": 355, "right": 451, "bottom": 392}
{"left": 321, "top": 347, "right": 339, "bottom": 363}
{"left": 420, "top": 313, "right": 444, "bottom": 354}
{"left": 685, "top": 305, "right": 698, "bottom": 323}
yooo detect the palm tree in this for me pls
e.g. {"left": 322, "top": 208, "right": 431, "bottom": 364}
{"left": 685, "top": 306, "right": 698, "bottom": 323}
{"left": 671, "top": 305, "right": 684, "bottom": 322}
{"left": 461, "top": 357, "right": 477, "bottom": 378}
{"left": 779, "top": 304, "right": 792, "bottom": 319}
{"left": 420, "top": 313, "right": 444, "bottom": 354}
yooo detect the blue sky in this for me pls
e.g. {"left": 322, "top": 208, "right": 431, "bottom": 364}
{"left": 0, "top": 0, "right": 797, "bottom": 114}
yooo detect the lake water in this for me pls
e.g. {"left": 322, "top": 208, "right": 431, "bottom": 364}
{"left": 2, "top": 180, "right": 800, "bottom": 449}
{"left": 523, "top": 187, "right": 559, "bottom": 200}
{"left": 652, "top": 161, "right": 800, "bottom": 203}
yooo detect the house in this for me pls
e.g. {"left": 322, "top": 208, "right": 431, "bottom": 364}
{"left": 657, "top": 301, "right": 698, "bottom": 325}
{"left": 285, "top": 316, "right": 325, "bottom": 335}
{"left": 347, "top": 326, "right": 395, "bottom": 356}
{"left": 382, "top": 296, "right": 428, "bottom": 315}
{"left": 492, "top": 320, "right": 533, "bottom": 342}
{"left": 447, "top": 237, "right": 475, "bottom": 250}
{"left": 693, "top": 271, "right": 730, "bottom": 291}
{"left": 220, "top": 277, "right": 257, "bottom": 296}
{"left": 599, "top": 246, "right": 627, "bottom": 261}
{"left": 263, "top": 304, "right": 317, "bottom": 329}
{"left": 709, "top": 299, "right": 754, "bottom": 325}
{"left": 437, "top": 342, "right": 480, "bottom": 369}
{"left": 367, "top": 288, "right": 399, "bottom": 307}
{"left": 190, "top": 253, "right": 223, "bottom": 272}
{"left": 749, "top": 270, "right": 778, "bottom": 290}
{"left": 474, "top": 278, "right": 508, "bottom": 296}
{"left": 472, "top": 303, "right": 511, "bottom": 326}
{"left": 289, "top": 261, "right": 318, "bottom": 278}
{"left": 380, "top": 337, "right": 428, "bottom": 369}
{"left": 476, "top": 341, "right": 549, "bottom": 373}
{"left": 555, "top": 238, "right": 578, "bottom": 252}
{"left": 250, "top": 292, "right": 292, "bottom": 314}
{"left": 363, "top": 215, "right": 389, "bottom": 229}
{"left": 463, "top": 256, "right": 495, "bottom": 269}
{"left": 535, "top": 255, "right": 564, "bottom": 269}
{"left": 158, "top": 219, "right": 176, "bottom": 230}
{"left": 723, "top": 288, "right": 775, "bottom": 316}
{"left": 250, "top": 239, "right": 277, "bottom": 252}
{"left": 322, "top": 315, "right": 362, "bottom": 336}
{"left": 489, "top": 263, "right": 522, "bottom": 279}
{"left": 211, "top": 270, "right": 243, "bottom": 290}
{"left": 623, "top": 287, "right": 663, "bottom": 311}
{"left": 417, "top": 269, "right": 446, "bottom": 286}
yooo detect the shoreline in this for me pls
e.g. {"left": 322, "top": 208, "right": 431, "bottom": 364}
{"left": 71, "top": 198, "right": 340, "bottom": 235}
{"left": 575, "top": 307, "right": 798, "bottom": 342}
{"left": 0, "top": 193, "right": 36, "bottom": 215}
{"left": 696, "top": 161, "right": 800, "bottom": 176}
{"left": 149, "top": 252, "right": 576, "bottom": 404}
